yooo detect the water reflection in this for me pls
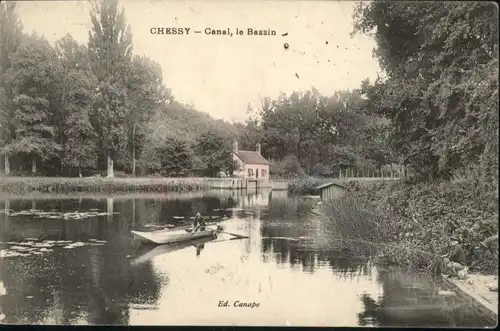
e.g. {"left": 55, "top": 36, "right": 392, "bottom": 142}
{"left": 357, "top": 266, "right": 494, "bottom": 327}
{"left": 0, "top": 190, "right": 494, "bottom": 327}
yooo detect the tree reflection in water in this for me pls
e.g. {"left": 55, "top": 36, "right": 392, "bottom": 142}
{"left": 0, "top": 193, "right": 495, "bottom": 327}
{"left": 357, "top": 267, "right": 495, "bottom": 327}
{"left": 0, "top": 197, "right": 163, "bottom": 325}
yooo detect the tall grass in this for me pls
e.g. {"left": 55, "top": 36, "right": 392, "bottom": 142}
{"left": 0, "top": 176, "right": 216, "bottom": 194}
{"left": 317, "top": 193, "right": 446, "bottom": 275}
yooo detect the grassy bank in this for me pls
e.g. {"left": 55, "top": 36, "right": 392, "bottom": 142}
{"left": 317, "top": 180, "right": 499, "bottom": 275}
{"left": 0, "top": 176, "right": 217, "bottom": 194}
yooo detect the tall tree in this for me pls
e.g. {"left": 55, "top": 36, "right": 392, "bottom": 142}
{"left": 124, "top": 55, "right": 169, "bottom": 176}
{"left": 354, "top": 1, "right": 499, "bottom": 181}
{"left": 55, "top": 35, "right": 99, "bottom": 176}
{"left": 88, "top": 0, "right": 133, "bottom": 178}
{"left": 156, "top": 137, "right": 195, "bottom": 177}
{"left": 4, "top": 35, "right": 62, "bottom": 174}
{"left": 194, "top": 130, "right": 237, "bottom": 177}
{"left": 0, "top": 2, "right": 23, "bottom": 175}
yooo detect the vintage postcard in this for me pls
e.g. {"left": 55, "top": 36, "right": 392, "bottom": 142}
{"left": 0, "top": 0, "right": 498, "bottom": 327}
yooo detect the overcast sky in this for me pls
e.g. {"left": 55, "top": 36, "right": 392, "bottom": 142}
{"left": 16, "top": 0, "right": 381, "bottom": 123}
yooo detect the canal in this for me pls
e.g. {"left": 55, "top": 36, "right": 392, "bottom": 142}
{"left": 0, "top": 189, "right": 495, "bottom": 327}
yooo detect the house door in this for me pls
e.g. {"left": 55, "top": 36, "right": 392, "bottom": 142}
{"left": 256, "top": 169, "right": 259, "bottom": 179}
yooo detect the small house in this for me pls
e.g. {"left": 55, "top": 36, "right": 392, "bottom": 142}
{"left": 232, "top": 140, "right": 271, "bottom": 180}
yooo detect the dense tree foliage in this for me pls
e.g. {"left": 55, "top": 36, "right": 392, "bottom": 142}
{"left": 0, "top": 1, "right": 239, "bottom": 178}
{"left": 2, "top": 1, "right": 495, "bottom": 184}
{"left": 88, "top": 0, "right": 133, "bottom": 177}
{"left": 353, "top": 1, "right": 499, "bottom": 184}
{"left": 194, "top": 130, "right": 239, "bottom": 178}
{"left": 239, "top": 88, "right": 394, "bottom": 178}
{"left": 0, "top": 1, "right": 24, "bottom": 174}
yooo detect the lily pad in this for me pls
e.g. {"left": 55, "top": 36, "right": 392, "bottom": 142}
{"left": 1, "top": 251, "right": 23, "bottom": 258}
{"left": 33, "top": 243, "right": 54, "bottom": 248}
{"left": 10, "top": 246, "right": 30, "bottom": 252}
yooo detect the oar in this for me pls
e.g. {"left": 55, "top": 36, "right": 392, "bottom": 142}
{"left": 220, "top": 231, "right": 249, "bottom": 239}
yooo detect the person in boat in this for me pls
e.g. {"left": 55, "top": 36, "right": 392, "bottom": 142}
{"left": 196, "top": 244, "right": 205, "bottom": 257}
{"left": 192, "top": 212, "right": 206, "bottom": 233}
{"left": 442, "top": 237, "right": 466, "bottom": 277}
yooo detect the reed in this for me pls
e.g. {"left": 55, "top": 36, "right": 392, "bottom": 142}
{"left": 317, "top": 193, "right": 446, "bottom": 275}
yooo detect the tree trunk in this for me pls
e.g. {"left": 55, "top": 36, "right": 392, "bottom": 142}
{"left": 78, "top": 168, "right": 83, "bottom": 178}
{"left": 132, "top": 123, "right": 136, "bottom": 177}
{"left": 381, "top": 166, "right": 384, "bottom": 178}
{"left": 32, "top": 159, "right": 37, "bottom": 175}
{"left": 4, "top": 155, "right": 10, "bottom": 175}
{"left": 339, "top": 169, "right": 342, "bottom": 178}
{"left": 390, "top": 164, "right": 394, "bottom": 178}
{"left": 107, "top": 155, "right": 114, "bottom": 178}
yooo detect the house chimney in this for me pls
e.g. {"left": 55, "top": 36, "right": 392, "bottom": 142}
{"left": 233, "top": 140, "right": 238, "bottom": 152}
{"left": 256, "top": 143, "right": 261, "bottom": 155}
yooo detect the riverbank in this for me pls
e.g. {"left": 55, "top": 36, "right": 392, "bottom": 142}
{"left": 0, "top": 176, "right": 220, "bottom": 194}
{"left": 317, "top": 179, "right": 498, "bottom": 275}
{"left": 315, "top": 179, "right": 498, "bottom": 321}
{"left": 441, "top": 274, "right": 498, "bottom": 321}
{"left": 358, "top": 180, "right": 497, "bottom": 274}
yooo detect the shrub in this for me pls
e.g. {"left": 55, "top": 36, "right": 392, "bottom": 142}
{"left": 316, "top": 179, "right": 498, "bottom": 275}
{"left": 287, "top": 176, "right": 324, "bottom": 195}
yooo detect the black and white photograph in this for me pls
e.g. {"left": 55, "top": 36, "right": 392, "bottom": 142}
{"left": 0, "top": 0, "right": 498, "bottom": 327}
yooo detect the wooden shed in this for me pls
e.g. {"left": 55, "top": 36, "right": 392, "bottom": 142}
{"left": 316, "top": 182, "right": 346, "bottom": 202}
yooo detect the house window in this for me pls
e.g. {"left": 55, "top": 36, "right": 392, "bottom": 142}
{"left": 261, "top": 169, "right": 267, "bottom": 177}
{"left": 247, "top": 168, "right": 253, "bottom": 177}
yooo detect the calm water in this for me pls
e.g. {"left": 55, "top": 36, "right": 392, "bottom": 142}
{"left": 0, "top": 189, "right": 494, "bottom": 327}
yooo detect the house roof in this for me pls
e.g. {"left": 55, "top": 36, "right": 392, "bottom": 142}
{"left": 316, "top": 182, "right": 346, "bottom": 190}
{"left": 234, "top": 150, "right": 271, "bottom": 165}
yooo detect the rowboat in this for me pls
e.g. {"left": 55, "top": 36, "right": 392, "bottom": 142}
{"left": 131, "top": 236, "right": 216, "bottom": 266}
{"left": 131, "top": 225, "right": 222, "bottom": 245}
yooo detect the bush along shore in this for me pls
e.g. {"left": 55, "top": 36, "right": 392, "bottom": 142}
{"left": 316, "top": 180, "right": 498, "bottom": 276}
{"left": 0, "top": 176, "right": 216, "bottom": 194}
{"left": 287, "top": 176, "right": 328, "bottom": 195}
